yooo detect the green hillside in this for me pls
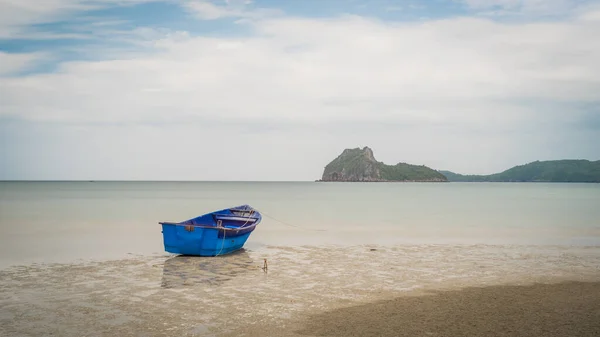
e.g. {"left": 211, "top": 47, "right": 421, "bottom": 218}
{"left": 380, "top": 162, "right": 447, "bottom": 181}
{"left": 439, "top": 160, "right": 600, "bottom": 183}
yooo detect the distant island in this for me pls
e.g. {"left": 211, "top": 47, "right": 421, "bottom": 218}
{"left": 317, "top": 147, "right": 447, "bottom": 182}
{"left": 439, "top": 159, "right": 600, "bottom": 183}
{"left": 317, "top": 147, "right": 600, "bottom": 183}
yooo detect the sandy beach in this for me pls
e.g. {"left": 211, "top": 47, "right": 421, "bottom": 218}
{"left": 1, "top": 244, "right": 599, "bottom": 336}
{"left": 292, "top": 281, "right": 600, "bottom": 337}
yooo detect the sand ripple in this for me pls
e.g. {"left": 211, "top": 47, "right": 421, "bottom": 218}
{"left": 1, "top": 244, "right": 599, "bottom": 336}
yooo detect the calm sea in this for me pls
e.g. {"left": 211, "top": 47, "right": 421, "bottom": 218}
{"left": 1, "top": 181, "right": 599, "bottom": 269}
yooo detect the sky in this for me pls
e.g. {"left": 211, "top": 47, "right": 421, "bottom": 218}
{"left": 1, "top": 0, "right": 599, "bottom": 181}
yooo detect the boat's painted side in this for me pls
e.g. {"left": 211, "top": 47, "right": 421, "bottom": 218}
{"left": 159, "top": 204, "right": 261, "bottom": 257}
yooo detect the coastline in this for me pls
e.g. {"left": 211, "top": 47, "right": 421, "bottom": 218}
{"left": 314, "top": 179, "right": 600, "bottom": 183}
{"left": 229, "top": 280, "right": 600, "bottom": 337}
{"left": 1, "top": 244, "right": 599, "bottom": 336}
{"left": 291, "top": 281, "right": 600, "bottom": 337}
{"left": 314, "top": 179, "right": 448, "bottom": 182}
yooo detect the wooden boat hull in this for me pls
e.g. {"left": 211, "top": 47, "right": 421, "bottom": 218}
{"left": 159, "top": 205, "right": 261, "bottom": 257}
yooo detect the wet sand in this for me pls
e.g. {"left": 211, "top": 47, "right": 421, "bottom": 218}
{"left": 293, "top": 281, "right": 600, "bottom": 337}
{"left": 1, "top": 244, "right": 599, "bottom": 336}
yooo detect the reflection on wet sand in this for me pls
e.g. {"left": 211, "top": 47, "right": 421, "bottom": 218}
{"left": 161, "top": 249, "right": 256, "bottom": 288}
{"left": 1, "top": 245, "right": 599, "bottom": 337}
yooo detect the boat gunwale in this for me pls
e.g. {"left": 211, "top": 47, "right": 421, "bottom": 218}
{"left": 158, "top": 221, "right": 260, "bottom": 232}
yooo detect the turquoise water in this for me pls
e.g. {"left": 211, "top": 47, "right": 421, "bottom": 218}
{"left": 1, "top": 181, "right": 599, "bottom": 269}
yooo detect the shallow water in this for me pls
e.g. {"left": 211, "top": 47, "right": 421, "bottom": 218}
{"left": 1, "top": 244, "right": 599, "bottom": 336}
{"left": 1, "top": 181, "right": 599, "bottom": 336}
{"left": 1, "top": 181, "right": 599, "bottom": 268}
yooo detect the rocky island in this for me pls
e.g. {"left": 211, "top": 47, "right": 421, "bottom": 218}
{"left": 318, "top": 147, "right": 447, "bottom": 182}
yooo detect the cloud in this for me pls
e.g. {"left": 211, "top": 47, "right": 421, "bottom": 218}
{"left": 182, "top": 0, "right": 282, "bottom": 20}
{"left": 577, "top": 6, "right": 600, "bottom": 21}
{"left": 460, "top": 0, "right": 596, "bottom": 16}
{"left": 0, "top": 51, "right": 44, "bottom": 75}
{"left": 385, "top": 6, "right": 403, "bottom": 12}
{"left": 2, "top": 11, "right": 599, "bottom": 124}
{"left": 1, "top": 1, "right": 600, "bottom": 179}
{"left": 462, "top": 0, "right": 529, "bottom": 9}
{"left": 0, "top": 0, "right": 160, "bottom": 38}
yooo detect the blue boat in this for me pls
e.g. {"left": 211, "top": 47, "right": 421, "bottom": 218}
{"left": 159, "top": 204, "right": 261, "bottom": 256}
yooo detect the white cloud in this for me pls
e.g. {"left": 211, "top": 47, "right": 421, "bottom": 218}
{"left": 2, "top": 12, "right": 599, "bottom": 124}
{"left": 183, "top": 0, "right": 282, "bottom": 20}
{"left": 2, "top": 4, "right": 600, "bottom": 179}
{"left": 462, "top": 0, "right": 526, "bottom": 9}
{"left": 0, "top": 52, "right": 43, "bottom": 75}
{"left": 0, "top": 0, "right": 160, "bottom": 38}
{"left": 461, "top": 0, "right": 594, "bottom": 16}
{"left": 577, "top": 7, "right": 600, "bottom": 21}
{"left": 184, "top": 0, "right": 235, "bottom": 19}
{"left": 385, "top": 6, "right": 403, "bottom": 12}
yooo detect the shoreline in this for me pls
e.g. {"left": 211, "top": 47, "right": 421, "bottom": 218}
{"left": 2, "top": 242, "right": 600, "bottom": 271}
{"left": 280, "top": 280, "right": 600, "bottom": 337}
{"left": 314, "top": 179, "right": 600, "bottom": 183}
{"left": 1, "top": 244, "right": 599, "bottom": 336}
